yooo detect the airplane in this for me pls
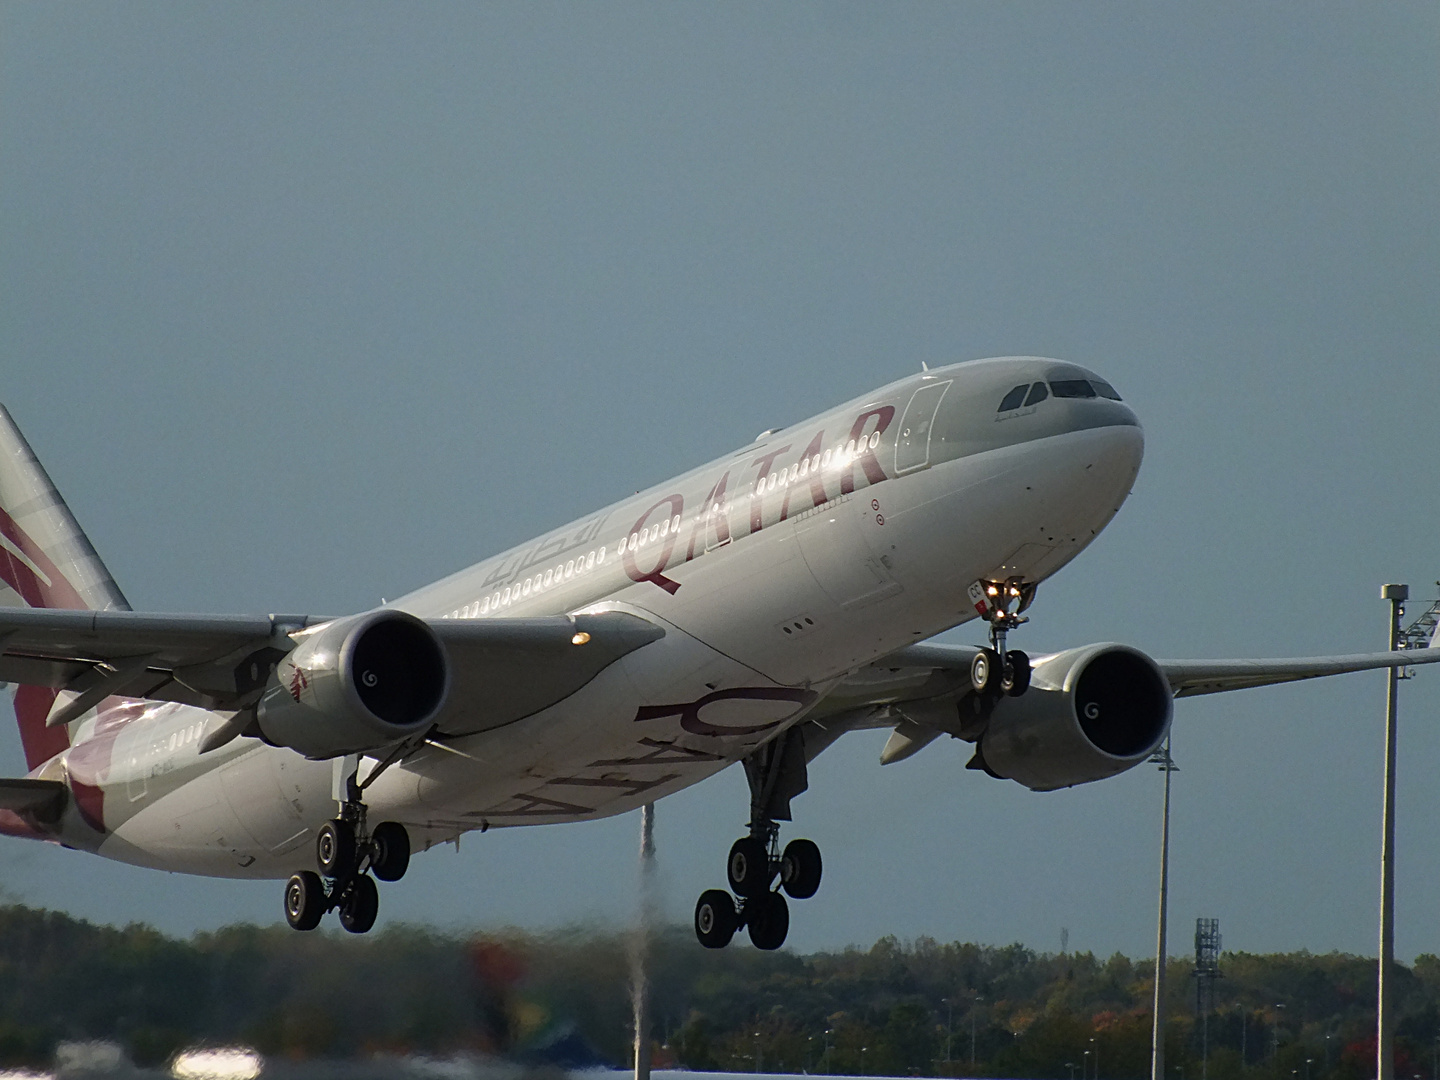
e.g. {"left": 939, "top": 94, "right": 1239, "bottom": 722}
{"left": 1, "top": 356, "right": 1434, "bottom": 950}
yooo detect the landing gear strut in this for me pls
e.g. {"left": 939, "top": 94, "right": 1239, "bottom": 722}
{"left": 967, "top": 577, "right": 1036, "bottom": 699}
{"left": 284, "top": 754, "right": 412, "bottom": 934}
{"left": 694, "top": 727, "right": 821, "bottom": 951}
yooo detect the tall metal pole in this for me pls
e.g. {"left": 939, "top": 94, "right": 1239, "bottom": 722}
{"left": 1378, "top": 584, "right": 1407, "bottom": 1080}
{"left": 971, "top": 994, "right": 981, "bottom": 1068}
{"left": 1151, "top": 735, "right": 1175, "bottom": 1080}
{"left": 943, "top": 999, "right": 952, "bottom": 1068}
{"left": 633, "top": 802, "right": 657, "bottom": 1080}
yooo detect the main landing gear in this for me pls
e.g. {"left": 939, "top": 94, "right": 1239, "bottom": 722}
{"left": 966, "top": 577, "right": 1037, "bottom": 701}
{"left": 284, "top": 764, "right": 411, "bottom": 934}
{"left": 694, "top": 727, "right": 821, "bottom": 951}
{"left": 695, "top": 833, "right": 822, "bottom": 950}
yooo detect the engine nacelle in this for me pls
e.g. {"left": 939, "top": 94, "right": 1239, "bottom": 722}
{"left": 256, "top": 610, "right": 448, "bottom": 759}
{"left": 979, "top": 643, "right": 1172, "bottom": 791}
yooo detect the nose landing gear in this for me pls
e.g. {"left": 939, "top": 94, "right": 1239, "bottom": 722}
{"left": 966, "top": 577, "right": 1036, "bottom": 699}
{"left": 694, "top": 727, "right": 822, "bottom": 951}
{"left": 283, "top": 758, "right": 412, "bottom": 934}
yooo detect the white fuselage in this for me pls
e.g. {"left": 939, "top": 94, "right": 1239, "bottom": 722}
{"left": 42, "top": 357, "right": 1144, "bottom": 878}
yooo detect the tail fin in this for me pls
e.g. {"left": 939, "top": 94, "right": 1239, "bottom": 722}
{"left": 0, "top": 404, "right": 130, "bottom": 769}
{"left": 0, "top": 405, "right": 128, "bottom": 613}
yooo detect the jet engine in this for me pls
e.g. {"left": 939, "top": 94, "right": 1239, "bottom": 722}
{"left": 256, "top": 610, "right": 448, "bottom": 758}
{"left": 977, "top": 643, "right": 1172, "bottom": 791}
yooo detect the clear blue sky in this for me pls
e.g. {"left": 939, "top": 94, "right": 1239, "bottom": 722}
{"left": 2, "top": 3, "right": 1437, "bottom": 960}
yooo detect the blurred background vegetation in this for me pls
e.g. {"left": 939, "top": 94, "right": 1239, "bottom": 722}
{"left": 2, "top": 903, "right": 1438, "bottom": 1078}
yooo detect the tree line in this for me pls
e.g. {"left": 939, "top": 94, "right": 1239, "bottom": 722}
{"left": 1, "top": 903, "right": 1437, "bottom": 1078}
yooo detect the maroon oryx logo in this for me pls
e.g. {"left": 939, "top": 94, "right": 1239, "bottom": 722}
{"left": 288, "top": 665, "right": 310, "bottom": 702}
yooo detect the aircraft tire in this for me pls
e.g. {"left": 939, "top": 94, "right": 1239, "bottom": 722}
{"left": 371, "top": 821, "right": 411, "bottom": 882}
{"left": 726, "top": 836, "right": 771, "bottom": 898}
{"left": 780, "top": 838, "right": 822, "bottom": 900}
{"left": 746, "top": 891, "right": 789, "bottom": 951}
{"left": 284, "top": 871, "right": 326, "bottom": 932}
{"left": 694, "top": 889, "right": 738, "bottom": 949}
{"left": 1002, "top": 650, "right": 1031, "bottom": 696}
{"left": 338, "top": 874, "right": 379, "bottom": 934}
{"left": 317, "top": 819, "right": 356, "bottom": 879}
{"left": 970, "top": 648, "right": 1001, "bottom": 697}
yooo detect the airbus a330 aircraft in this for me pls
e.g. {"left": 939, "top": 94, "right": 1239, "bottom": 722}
{"left": 0, "top": 357, "right": 1433, "bottom": 949}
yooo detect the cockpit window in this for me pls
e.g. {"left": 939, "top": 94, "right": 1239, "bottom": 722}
{"left": 997, "top": 384, "right": 1029, "bottom": 412}
{"left": 1091, "top": 379, "right": 1122, "bottom": 401}
{"left": 1050, "top": 379, "right": 1097, "bottom": 399}
{"left": 1023, "top": 382, "right": 1048, "bottom": 406}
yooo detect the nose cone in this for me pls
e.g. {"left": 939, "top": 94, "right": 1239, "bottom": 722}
{"left": 925, "top": 356, "right": 1143, "bottom": 466}
{"left": 1088, "top": 418, "right": 1145, "bottom": 500}
{"left": 1030, "top": 420, "right": 1143, "bottom": 517}
{"left": 980, "top": 419, "right": 1144, "bottom": 585}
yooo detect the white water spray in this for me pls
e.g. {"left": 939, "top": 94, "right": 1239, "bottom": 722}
{"left": 631, "top": 802, "right": 657, "bottom": 1080}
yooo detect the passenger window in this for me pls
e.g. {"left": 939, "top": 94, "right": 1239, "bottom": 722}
{"left": 1091, "top": 379, "right": 1122, "bottom": 400}
{"left": 1050, "top": 379, "right": 1097, "bottom": 399}
{"left": 1023, "top": 382, "right": 1048, "bottom": 406}
{"left": 997, "top": 384, "right": 1028, "bottom": 412}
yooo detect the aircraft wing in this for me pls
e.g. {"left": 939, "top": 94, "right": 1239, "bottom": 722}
{"left": 0, "top": 607, "right": 662, "bottom": 731}
{"left": 1157, "top": 650, "right": 1440, "bottom": 697}
{"left": 426, "top": 613, "right": 663, "bottom": 735}
{"left": 798, "top": 641, "right": 1440, "bottom": 765}
{"left": 830, "top": 641, "right": 1440, "bottom": 699}
{"left": 0, "top": 608, "right": 304, "bottom": 714}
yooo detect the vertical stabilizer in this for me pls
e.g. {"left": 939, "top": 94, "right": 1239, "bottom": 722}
{"left": 0, "top": 405, "right": 128, "bottom": 613}
{"left": 0, "top": 404, "right": 130, "bottom": 769}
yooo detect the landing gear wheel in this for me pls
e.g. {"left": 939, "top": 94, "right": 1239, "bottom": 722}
{"left": 317, "top": 819, "right": 356, "bottom": 879}
{"left": 370, "top": 821, "right": 411, "bottom": 882}
{"left": 694, "top": 889, "right": 739, "bottom": 949}
{"left": 970, "top": 648, "right": 1001, "bottom": 697}
{"left": 780, "top": 839, "right": 822, "bottom": 900}
{"left": 746, "top": 891, "right": 790, "bottom": 951}
{"left": 1001, "top": 650, "right": 1031, "bottom": 697}
{"left": 727, "top": 836, "right": 772, "bottom": 899}
{"left": 338, "top": 874, "right": 379, "bottom": 934}
{"left": 284, "top": 871, "right": 326, "bottom": 932}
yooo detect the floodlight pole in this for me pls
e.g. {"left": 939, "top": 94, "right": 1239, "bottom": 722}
{"left": 1150, "top": 735, "right": 1176, "bottom": 1080}
{"left": 1378, "top": 584, "right": 1407, "bottom": 1080}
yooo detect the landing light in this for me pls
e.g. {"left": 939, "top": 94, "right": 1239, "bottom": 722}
{"left": 170, "top": 1047, "right": 262, "bottom": 1080}
{"left": 571, "top": 632, "right": 591, "bottom": 645}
